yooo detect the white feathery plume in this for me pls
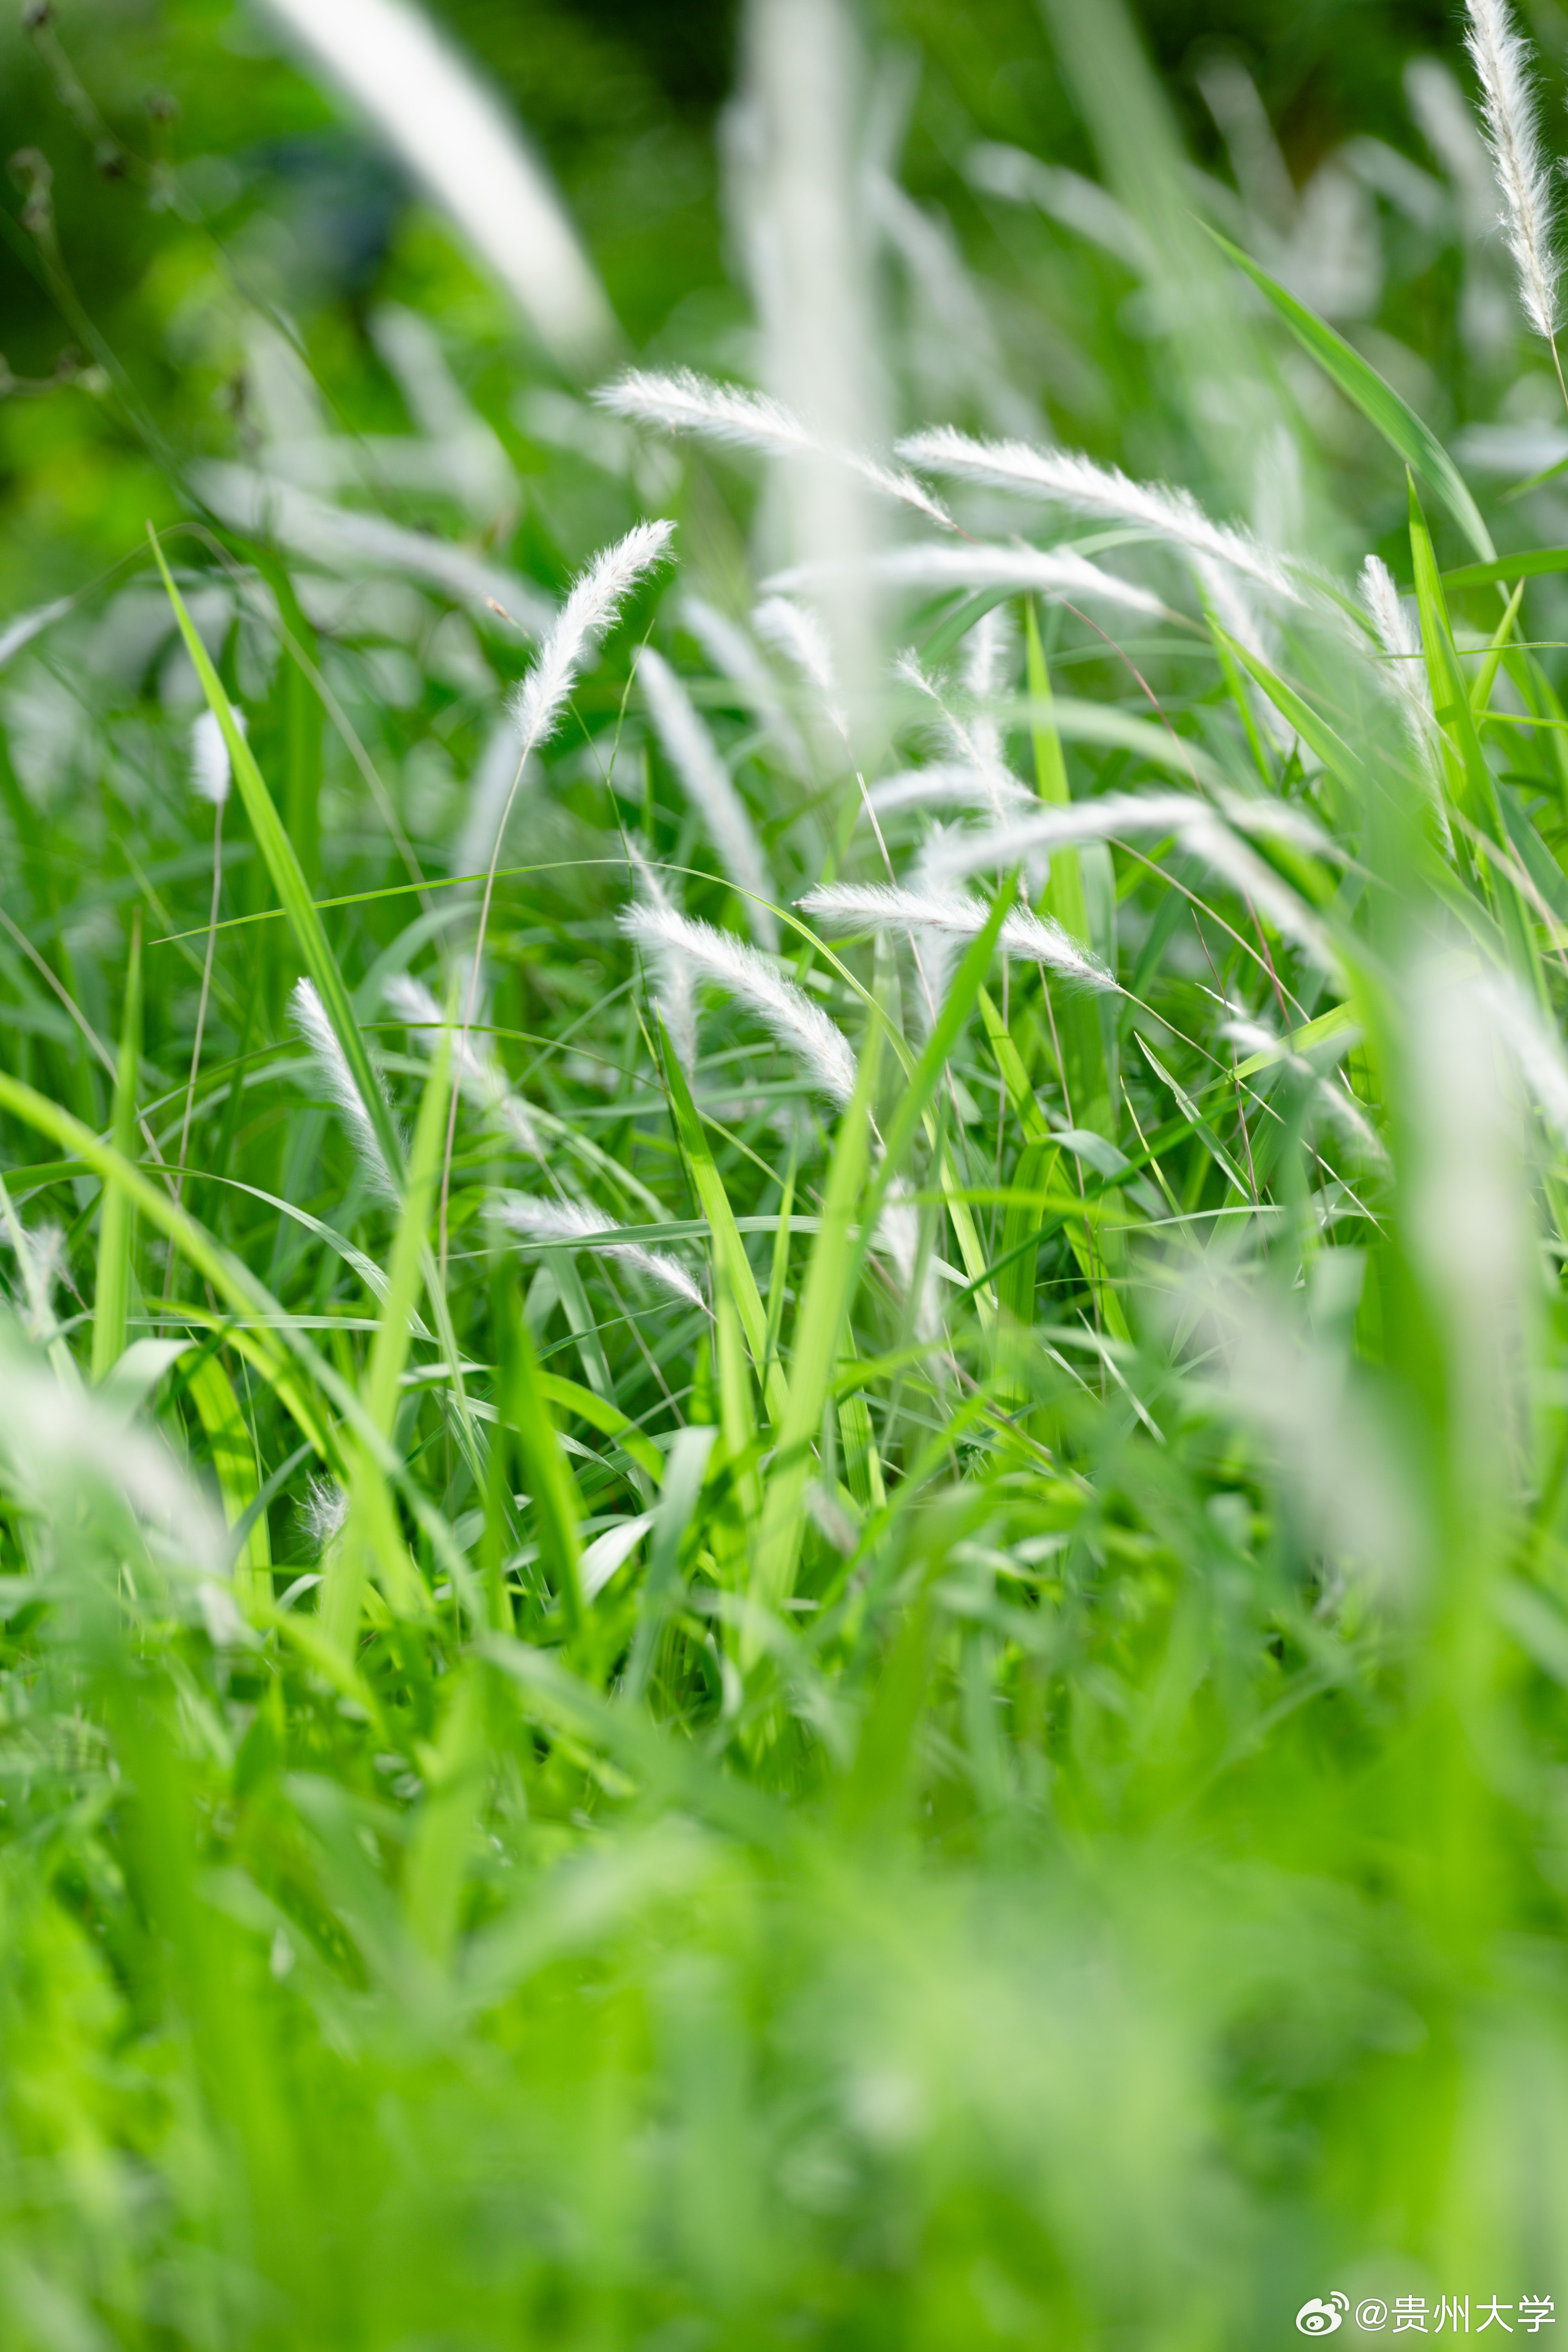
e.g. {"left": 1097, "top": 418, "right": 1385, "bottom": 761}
{"left": 894, "top": 647, "right": 1022, "bottom": 823}
{"left": 679, "top": 595, "right": 808, "bottom": 770}
{"left": 193, "top": 461, "right": 552, "bottom": 635}
{"left": 963, "top": 603, "right": 1016, "bottom": 705}
{"left": 920, "top": 795, "right": 1337, "bottom": 969}
{"left": 0, "top": 1206, "right": 67, "bottom": 1347}
{"left": 798, "top": 882, "right": 1117, "bottom": 993}
{"left": 869, "top": 763, "right": 1034, "bottom": 817}
{"left": 766, "top": 540, "right": 1168, "bottom": 620}
{"left": 0, "top": 1336, "right": 227, "bottom": 1579}
{"left": 253, "top": 0, "right": 615, "bottom": 369}
{"left": 636, "top": 647, "right": 779, "bottom": 949}
{"left": 624, "top": 844, "right": 697, "bottom": 1073}
{"left": 621, "top": 902, "right": 857, "bottom": 1105}
{"left": 510, "top": 518, "right": 675, "bottom": 760}
{"left": 753, "top": 594, "right": 853, "bottom": 751}
{"left": 754, "top": 594, "right": 838, "bottom": 698}
{"left": 290, "top": 977, "right": 401, "bottom": 1196}
{"left": 896, "top": 428, "right": 1303, "bottom": 604}
{"left": 300, "top": 1474, "right": 350, "bottom": 1557}
{"left": 189, "top": 706, "right": 241, "bottom": 807}
{"left": 1462, "top": 0, "right": 1561, "bottom": 342}
{"left": 1359, "top": 555, "right": 1445, "bottom": 762}
{"left": 385, "top": 974, "right": 542, "bottom": 1156}
{"left": 0, "top": 594, "right": 73, "bottom": 672}
{"left": 1478, "top": 970, "right": 1568, "bottom": 1149}
{"left": 596, "top": 367, "right": 955, "bottom": 531}
{"left": 877, "top": 1177, "right": 942, "bottom": 1343}
{"left": 962, "top": 605, "right": 1014, "bottom": 790}
{"left": 493, "top": 1193, "right": 709, "bottom": 1315}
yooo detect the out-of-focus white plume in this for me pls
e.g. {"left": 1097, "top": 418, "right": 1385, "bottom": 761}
{"left": 385, "top": 974, "right": 541, "bottom": 1157}
{"left": 766, "top": 540, "right": 1168, "bottom": 621}
{"left": 189, "top": 707, "right": 241, "bottom": 808}
{"left": 625, "top": 846, "right": 697, "bottom": 1074}
{"left": 636, "top": 648, "right": 778, "bottom": 950}
{"left": 254, "top": 0, "right": 616, "bottom": 369}
{"left": 896, "top": 428, "right": 1303, "bottom": 603}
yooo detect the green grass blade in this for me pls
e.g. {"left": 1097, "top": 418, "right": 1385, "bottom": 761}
{"left": 92, "top": 909, "right": 141, "bottom": 1385}
{"left": 1204, "top": 225, "right": 1495, "bottom": 562}
{"left": 147, "top": 528, "right": 405, "bottom": 1185}
{"left": 662, "top": 1029, "right": 789, "bottom": 1425}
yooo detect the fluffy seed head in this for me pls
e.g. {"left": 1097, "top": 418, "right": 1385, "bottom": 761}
{"left": 290, "top": 977, "right": 400, "bottom": 1196}
{"left": 190, "top": 706, "right": 241, "bottom": 807}
{"left": 896, "top": 428, "right": 1302, "bottom": 604}
{"left": 621, "top": 901, "right": 856, "bottom": 1105}
{"left": 510, "top": 518, "right": 675, "bottom": 759}
{"left": 1463, "top": 0, "right": 1560, "bottom": 340}
{"left": 597, "top": 367, "right": 954, "bottom": 530}
{"left": 493, "top": 1193, "right": 709, "bottom": 1314}
{"left": 798, "top": 882, "right": 1117, "bottom": 993}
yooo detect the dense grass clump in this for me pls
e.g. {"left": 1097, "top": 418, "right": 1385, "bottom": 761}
{"left": 10, "top": 0, "right": 1568, "bottom": 2342}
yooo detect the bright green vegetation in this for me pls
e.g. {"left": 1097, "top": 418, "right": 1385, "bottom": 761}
{"left": 7, "top": 1, "right": 1568, "bottom": 2346}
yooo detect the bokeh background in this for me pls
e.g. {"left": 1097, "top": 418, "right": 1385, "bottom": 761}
{"left": 0, "top": 0, "right": 1507, "bottom": 612}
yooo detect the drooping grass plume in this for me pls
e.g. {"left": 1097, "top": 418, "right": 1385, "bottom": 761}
{"left": 1462, "top": 0, "right": 1562, "bottom": 346}
{"left": 385, "top": 974, "right": 542, "bottom": 1156}
{"left": 894, "top": 647, "right": 1024, "bottom": 823}
{"left": 637, "top": 647, "right": 779, "bottom": 949}
{"left": 922, "top": 794, "right": 1336, "bottom": 967}
{"left": 753, "top": 593, "right": 839, "bottom": 702}
{"left": 290, "top": 976, "right": 400, "bottom": 1197}
{"left": 0, "top": 1187, "right": 67, "bottom": 1350}
{"left": 876, "top": 1176, "right": 942, "bottom": 1342}
{"left": 768, "top": 540, "right": 1168, "bottom": 619}
{"left": 798, "top": 882, "right": 1117, "bottom": 993}
{"left": 869, "top": 762, "right": 1035, "bottom": 817}
{"left": 493, "top": 1193, "right": 709, "bottom": 1314}
{"left": 597, "top": 367, "right": 954, "bottom": 530}
{"left": 896, "top": 428, "right": 1303, "bottom": 602}
{"left": 195, "top": 461, "right": 553, "bottom": 634}
{"left": 299, "top": 1473, "right": 349, "bottom": 1558}
{"left": 620, "top": 901, "right": 856, "bottom": 1105}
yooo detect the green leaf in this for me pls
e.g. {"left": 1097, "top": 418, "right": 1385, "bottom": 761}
{"left": 662, "top": 1032, "right": 789, "bottom": 1426}
{"left": 1204, "top": 226, "right": 1495, "bottom": 563}
{"left": 1443, "top": 549, "right": 1568, "bottom": 592}
{"left": 92, "top": 909, "right": 141, "bottom": 1385}
{"left": 749, "top": 1017, "right": 885, "bottom": 1630}
{"left": 147, "top": 529, "right": 404, "bottom": 1186}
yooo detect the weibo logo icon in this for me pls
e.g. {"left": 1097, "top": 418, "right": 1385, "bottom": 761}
{"left": 1296, "top": 2296, "right": 1349, "bottom": 2335}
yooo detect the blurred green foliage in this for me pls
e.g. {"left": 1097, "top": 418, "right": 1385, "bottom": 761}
{"left": 8, "top": 0, "right": 1568, "bottom": 2345}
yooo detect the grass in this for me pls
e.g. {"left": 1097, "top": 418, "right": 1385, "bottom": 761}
{"left": 7, "top": 0, "right": 1568, "bottom": 2344}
